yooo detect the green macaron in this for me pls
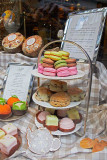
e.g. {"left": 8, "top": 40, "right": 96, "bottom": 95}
{"left": 54, "top": 60, "right": 67, "bottom": 69}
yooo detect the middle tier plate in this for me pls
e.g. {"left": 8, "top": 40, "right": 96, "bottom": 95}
{"left": 32, "top": 93, "right": 81, "bottom": 110}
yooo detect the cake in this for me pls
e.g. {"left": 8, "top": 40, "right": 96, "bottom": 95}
{"left": 36, "top": 111, "right": 50, "bottom": 124}
{"left": 0, "top": 104, "right": 12, "bottom": 119}
{"left": 0, "top": 129, "right": 5, "bottom": 139}
{"left": 67, "top": 87, "right": 85, "bottom": 102}
{"left": 22, "top": 35, "right": 43, "bottom": 57}
{"left": 0, "top": 134, "right": 17, "bottom": 156}
{"left": 7, "top": 95, "right": 20, "bottom": 107}
{"left": 49, "top": 80, "right": 67, "bottom": 92}
{"left": 2, "top": 32, "right": 24, "bottom": 53}
{"left": 45, "top": 108, "right": 55, "bottom": 115}
{"left": 12, "top": 101, "right": 27, "bottom": 116}
{"left": 67, "top": 108, "right": 82, "bottom": 124}
{"left": 45, "top": 115, "right": 58, "bottom": 131}
{"left": 35, "top": 87, "right": 52, "bottom": 102}
{"left": 59, "top": 117, "right": 75, "bottom": 132}
{"left": 56, "top": 109, "right": 68, "bottom": 118}
{"left": 2, "top": 123, "right": 17, "bottom": 136}
{"left": 50, "top": 92, "right": 70, "bottom": 107}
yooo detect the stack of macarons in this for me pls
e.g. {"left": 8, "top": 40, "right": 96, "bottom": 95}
{"left": 38, "top": 50, "right": 78, "bottom": 77}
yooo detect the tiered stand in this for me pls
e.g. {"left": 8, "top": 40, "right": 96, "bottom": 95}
{"left": 32, "top": 40, "right": 92, "bottom": 136}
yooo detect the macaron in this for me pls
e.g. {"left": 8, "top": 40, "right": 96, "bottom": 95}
{"left": 43, "top": 68, "right": 57, "bottom": 76}
{"left": 65, "top": 58, "right": 77, "bottom": 67}
{"left": 54, "top": 60, "right": 67, "bottom": 69}
{"left": 57, "top": 67, "right": 69, "bottom": 73}
{"left": 68, "top": 67, "right": 78, "bottom": 75}
{"left": 65, "top": 58, "right": 76, "bottom": 63}
{"left": 43, "top": 58, "right": 54, "bottom": 64}
{"left": 42, "top": 63, "right": 54, "bottom": 68}
{"left": 59, "top": 51, "right": 70, "bottom": 60}
{"left": 44, "top": 51, "right": 62, "bottom": 61}
{"left": 43, "top": 71, "right": 56, "bottom": 76}
{"left": 57, "top": 70, "right": 70, "bottom": 77}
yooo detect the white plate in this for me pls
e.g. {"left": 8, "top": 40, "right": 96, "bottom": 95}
{"left": 31, "top": 69, "right": 85, "bottom": 80}
{"left": 35, "top": 117, "right": 83, "bottom": 136}
{"left": 32, "top": 93, "right": 81, "bottom": 110}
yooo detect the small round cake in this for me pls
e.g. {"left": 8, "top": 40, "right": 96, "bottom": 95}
{"left": 36, "top": 111, "right": 50, "bottom": 124}
{"left": 0, "top": 104, "right": 12, "bottom": 119}
{"left": 59, "top": 117, "right": 75, "bottom": 132}
{"left": 2, "top": 32, "right": 24, "bottom": 53}
{"left": 12, "top": 101, "right": 27, "bottom": 116}
{"left": 22, "top": 35, "right": 43, "bottom": 57}
{"left": 50, "top": 92, "right": 70, "bottom": 107}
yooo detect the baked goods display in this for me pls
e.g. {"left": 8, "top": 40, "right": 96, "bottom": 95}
{"left": 34, "top": 80, "right": 85, "bottom": 109}
{"left": 38, "top": 50, "right": 78, "bottom": 77}
{"left": 0, "top": 95, "right": 27, "bottom": 120}
{"left": 2, "top": 32, "right": 24, "bottom": 53}
{"left": 35, "top": 107, "right": 82, "bottom": 133}
{"left": 22, "top": 35, "right": 43, "bottom": 57}
{"left": 0, "top": 123, "right": 21, "bottom": 157}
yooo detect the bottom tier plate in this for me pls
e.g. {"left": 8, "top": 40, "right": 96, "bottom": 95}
{"left": 35, "top": 117, "right": 83, "bottom": 136}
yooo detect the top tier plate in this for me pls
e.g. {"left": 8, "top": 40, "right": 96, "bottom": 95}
{"left": 31, "top": 69, "right": 85, "bottom": 80}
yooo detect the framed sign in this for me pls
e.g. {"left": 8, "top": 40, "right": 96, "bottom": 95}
{"left": 3, "top": 63, "right": 36, "bottom": 105}
{"left": 62, "top": 8, "right": 107, "bottom": 62}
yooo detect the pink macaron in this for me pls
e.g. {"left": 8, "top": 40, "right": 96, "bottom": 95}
{"left": 43, "top": 71, "right": 56, "bottom": 76}
{"left": 38, "top": 68, "right": 44, "bottom": 74}
{"left": 57, "top": 67, "right": 68, "bottom": 73}
{"left": 68, "top": 67, "right": 77, "bottom": 71}
{"left": 70, "top": 70, "right": 78, "bottom": 75}
{"left": 44, "top": 68, "right": 57, "bottom": 73}
{"left": 57, "top": 70, "right": 70, "bottom": 77}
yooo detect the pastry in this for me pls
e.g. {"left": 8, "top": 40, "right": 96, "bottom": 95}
{"left": 35, "top": 87, "right": 52, "bottom": 102}
{"left": 59, "top": 51, "right": 70, "bottom": 60}
{"left": 2, "top": 32, "right": 24, "bottom": 53}
{"left": 45, "top": 108, "right": 55, "bottom": 115}
{"left": 22, "top": 35, "right": 43, "bottom": 57}
{"left": 67, "top": 87, "right": 85, "bottom": 102}
{"left": 12, "top": 101, "right": 27, "bottom": 116}
{"left": 68, "top": 67, "right": 78, "bottom": 75}
{"left": 43, "top": 58, "right": 54, "bottom": 64}
{"left": 54, "top": 60, "right": 67, "bottom": 69}
{"left": 44, "top": 51, "right": 62, "bottom": 61}
{"left": 7, "top": 95, "right": 20, "bottom": 107}
{"left": 57, "top": 67, "right": 70, "bottom": 77}
{"left": 36, "top": 111, "right": 50, "bottom": 124}
{"left": 49, "top": 80, "right": 67, "bottom": 92}
{"left": 0, "top": 134, "right": 18, "bottom": 156}
{"left": 43, "top": 68, "right": 57, "bottom": 76}
{"left": 59, "top": 117, "right": 75, "bottom": 132}
{"left": 0, "top": 104, "right": 12, "bottom": 119}
{"left": 2, "top": 123, "right": 17, "bottom": 136}
{"left": 65, "top": 58, "right": 77, "bottom": 67}
{"left": 65, "top": 59, "right": 76, "bottom": 63}
{"left": 50, "top": 92, "right": 70, "bottom": 107}
{"left": 67, "top": 108, "right": 82, "bottom": 124}
{"left": 38, "top": 63, "right": 44, "bottom": 74}
{"left": 45, "top": 115, "right": 58, "bottom": 131}
{"left": 0, "top": 129, "right": 5, "bottom": 139}
{"left": 56, "top": 109, "right": 68, "bottom": 118}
